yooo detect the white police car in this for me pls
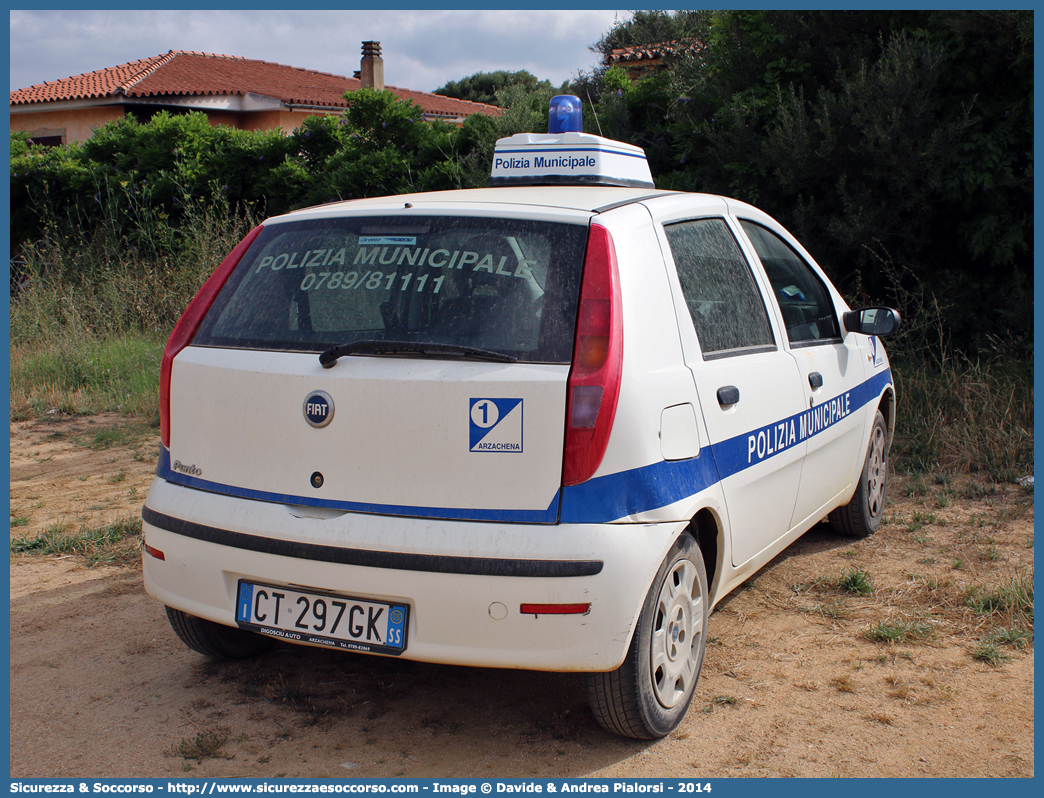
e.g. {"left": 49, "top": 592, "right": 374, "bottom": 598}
{"left": 143, "top": 96, "right": 899, "bottom": 739}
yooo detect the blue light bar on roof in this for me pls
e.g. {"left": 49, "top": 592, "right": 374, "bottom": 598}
{"left": 548, "top": 95, "right": 583, "bottom": 134}
{"left": 489, "top": 132, "right": 655, "bottom": 188}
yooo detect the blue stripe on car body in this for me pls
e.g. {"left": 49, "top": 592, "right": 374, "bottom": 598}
{"left": 157, "top": 369, "right": 891, "bottom": 525}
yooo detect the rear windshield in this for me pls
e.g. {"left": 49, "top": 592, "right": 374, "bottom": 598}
{"left": 192, "top": 215, "right": 589, "bottom": 363}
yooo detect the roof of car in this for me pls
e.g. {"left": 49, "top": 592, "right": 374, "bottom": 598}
{"left": 280, "top": 186, "right": 700, "bottom": 222}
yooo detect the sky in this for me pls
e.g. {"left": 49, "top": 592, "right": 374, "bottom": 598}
{"left": 9, "top": 9, "right": 632, "bottom": 95}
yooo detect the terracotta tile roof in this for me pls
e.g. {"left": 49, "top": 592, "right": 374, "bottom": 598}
{"left": 11, "top": 50, "right": 501, "bottom": 119}
{"left": 607, "top": 39, "right": 703, "bottom": 65}
{"left": 11, "top": 52, "right": 172, "bottom": 104}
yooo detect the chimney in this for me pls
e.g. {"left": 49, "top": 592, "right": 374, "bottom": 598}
{"left": 360, "top": 41, "right": 384, "bottom": 91}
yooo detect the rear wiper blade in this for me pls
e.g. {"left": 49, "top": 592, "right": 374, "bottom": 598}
{"left": 320, "top": 340, "right": 517, "bottom": 368}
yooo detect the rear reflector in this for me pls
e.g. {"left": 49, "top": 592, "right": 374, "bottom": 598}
{"left": 160, "top": 225, "right": 264, "bottom": 447}
{"left": 561, "top": 224, "right": 623, "bottom": 486}
{"left": 520, "top": 603, "right": 591, "bottom": 616}
{"left": 143, "top": 543, "right": 166, "bottom": 561}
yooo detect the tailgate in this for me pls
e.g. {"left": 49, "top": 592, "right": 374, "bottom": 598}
{"left": 164, "top": 347, "right": 569, "bottom": 522}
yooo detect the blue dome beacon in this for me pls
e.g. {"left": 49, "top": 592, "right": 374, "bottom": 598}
{"left": 489, "top": 95, "right": 655, "bottom": 189}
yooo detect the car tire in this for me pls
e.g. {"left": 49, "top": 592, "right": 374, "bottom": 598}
{"left": 584, "top": 533, "right": 709, "bottom": 739}
{"left": 828, "top": 409, "right": 889, "bottom": 538}
{"left": 166, "top": 606, "right": 274, "bottom": 660}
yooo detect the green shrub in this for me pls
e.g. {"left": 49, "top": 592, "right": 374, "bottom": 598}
{"left": 864, "top": 618, "right": 935, "bottom": 644}
{"left": 836, "top": 567, "right": 873, "bottom": 595}
{"left": 970, "top": 641, "right": 1010, "bottom": 666}
{"left": 963, "top": 572, "right": 1034, "bottom": 629}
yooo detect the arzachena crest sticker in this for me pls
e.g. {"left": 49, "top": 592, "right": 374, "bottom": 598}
{"left": 470, "top": 398, "right": 523, "bottom": 452}
{"left": 868, "top": 336, "right": 885, "bottom": 368}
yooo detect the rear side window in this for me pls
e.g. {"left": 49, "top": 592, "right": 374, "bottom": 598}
{"left": 664, "top": 218, "right": 775, "bottom": 358}
{"left": 192, "top": 216, "right": 589, "bottom": 363}
{"left": 739, "top": 221, "right": 841, "bottom": 346}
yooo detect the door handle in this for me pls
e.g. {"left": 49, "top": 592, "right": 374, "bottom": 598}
{"left": 716, "top": 386, "right": 740, "bottom": 406}
{"left": 808, "top": 372, "right": 824, "bottom": 389}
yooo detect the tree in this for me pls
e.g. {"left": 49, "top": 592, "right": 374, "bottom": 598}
{"left": 454, "top": 82, "right": 566, "bottom": 188}
{"left": 434, "top": 70, "right": 561, "bottom": 107}
{"left": 596, "top": 9, "right": 1034, "bottom": 354}
{"left": 9, "top": 96, "right": 471, "bottom": 258}
{"left": 591, "top": 10, "right": 709, "bottom": 60}
{"left": 570, "top": 10, "right": 710, "bottom": 107}
{"left": 283, "top": 89, "right": 466, "bottom": 203}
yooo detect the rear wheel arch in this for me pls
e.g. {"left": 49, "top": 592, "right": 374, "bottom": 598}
{"left": 689, "top": 508, "right": 721, "bottom": 597}
{"left": 616, "top": 517, "right": 718, "bottom": 663}
{"left": 585, "top": 528, "right": 709, "bottom": 738}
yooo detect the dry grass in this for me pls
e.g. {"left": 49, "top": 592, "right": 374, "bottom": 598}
{"left": 10, "top": 517, "right": 142, "bottom": 566}
{"left": 893, "top": 357, "right": 1033, "bottom": 480}
{"left": 830, "top": 675, "right": 857, "bottom": 693}
{"left": 778, "top": 471, "right": 1032, "bottom": 676}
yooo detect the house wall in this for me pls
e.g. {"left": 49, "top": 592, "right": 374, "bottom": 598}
{"left": 11, "top": 105, "right": 342, "bottom": 143}
{"left": 201, "top": 109, "right": 311, "bottom": 133}
{"left": 208, "top": 109, "right": 345, "bottom": 135}
{"left": 11, "top": 106, "right": 125, "bottom": 144}
{"left": 277, "top": 109, "right": 348, "bottom": 134}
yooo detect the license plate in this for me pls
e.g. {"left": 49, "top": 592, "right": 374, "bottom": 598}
{"left": 236, "top": 581, "right": 408, "bottom": 655}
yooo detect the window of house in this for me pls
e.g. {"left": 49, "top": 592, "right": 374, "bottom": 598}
{"left": 27, "top": 129, "right": 65, "bottom": 148}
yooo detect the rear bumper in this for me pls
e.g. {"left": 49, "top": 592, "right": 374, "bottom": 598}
{"left": 142, "top": 477, "right": 685, "bottom": 671}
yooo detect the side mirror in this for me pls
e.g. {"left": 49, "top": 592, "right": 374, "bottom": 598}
{"left": 843, "top": 307, "right": 901, "bottom": 337}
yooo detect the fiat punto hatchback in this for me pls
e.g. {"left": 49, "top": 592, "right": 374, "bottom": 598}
{"left": 143, "top": 97, "right": 899, "bottom": 739}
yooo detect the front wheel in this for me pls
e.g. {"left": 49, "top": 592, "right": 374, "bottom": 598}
{"left": 829, "top": 409, "right": 889, "bottom": 537}
{"left": 585, "top": 533, "right": 709, "bottom": 739}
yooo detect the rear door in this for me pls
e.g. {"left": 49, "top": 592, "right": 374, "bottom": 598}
{"left": 648, "top": 197, "right": 808, "bottom": 567}
{"left": 164, "top": 211, "right": 591, "bottom": 523}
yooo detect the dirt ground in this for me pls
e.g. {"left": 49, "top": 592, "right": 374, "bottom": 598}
{"left": 9, "top": 413, "right": 1034, "bottom": 779}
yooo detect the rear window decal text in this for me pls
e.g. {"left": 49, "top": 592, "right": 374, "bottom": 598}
{"left": 255, "top": 246, "right": 535, "bottom": 280}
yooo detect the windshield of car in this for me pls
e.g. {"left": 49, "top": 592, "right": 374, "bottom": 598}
{"left": 192, "top": 215, "right": 589, "bottom": 363}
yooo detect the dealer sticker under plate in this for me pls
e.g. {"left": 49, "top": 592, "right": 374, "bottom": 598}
{"left": 236, "top": 581, "right": 408, "bottom": 655}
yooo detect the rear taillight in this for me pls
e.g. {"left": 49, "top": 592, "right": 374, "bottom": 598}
{"left": 562, "top": 223, "right": 623, "bottom": 487}
{"left": 159, "top": 225, "right": 264, "bottom": 448}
